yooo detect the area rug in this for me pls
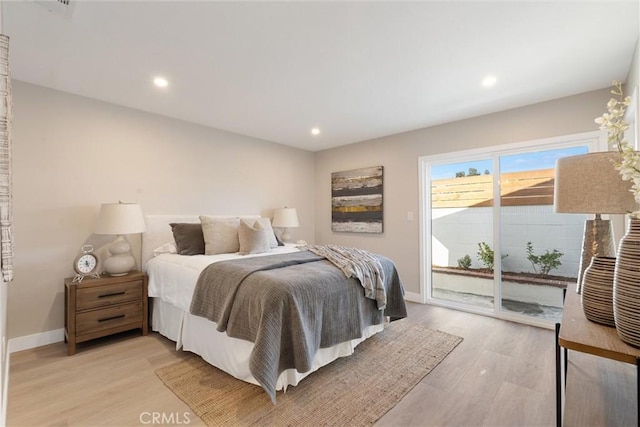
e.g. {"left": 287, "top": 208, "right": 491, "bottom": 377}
{"left": 155, "top": 320, "right": 462, "bottom": 426}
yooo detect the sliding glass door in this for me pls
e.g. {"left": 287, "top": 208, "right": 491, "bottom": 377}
{"left": 430, "top": 158, "right": 495, "bottom": 311}
{"left": 423, "top": 135, "right": 595, "bottom": 325}
{"left": 497, "top": 148, "right": 587, "bottom": 321}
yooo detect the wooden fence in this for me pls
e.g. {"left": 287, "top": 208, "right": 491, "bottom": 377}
{"left": 431, "top": 168, "right": 554, "bottom": 208}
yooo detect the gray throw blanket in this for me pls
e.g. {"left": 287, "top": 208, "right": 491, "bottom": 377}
{"left": 304, "top": 244, "right": 387, "bottom": 309}
{"left": 190, "top": 250, "right": 407, "bottom": 401}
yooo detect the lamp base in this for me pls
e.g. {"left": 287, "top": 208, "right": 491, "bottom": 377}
{"left": 577, "top": 217, "right": 616, "bottom": 293}
{"left": 105, "top": 270, "right": 130, "bottom": 277}
{"left": 280, "top": 228, "right": 292, "bottom": 243}
{"left": 103, "top": 236, "right": 136, "bottom": 276}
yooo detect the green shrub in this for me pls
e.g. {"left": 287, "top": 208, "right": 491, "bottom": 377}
{"left": 526, "top": 242, "right": 563, "bottom": 277}
{"left": 457, "top": 255, "right": 472, "bottom": 270}
{"left": 477, "top": 242, "right": 508, "bottom": 271}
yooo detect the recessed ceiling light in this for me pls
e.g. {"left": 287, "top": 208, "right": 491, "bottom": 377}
{"left": 153, "top": 77, "right": 169, "bottom": 88}
{"left": 482, "top": 75, "right": 497, "bottom": 87}
{"left": 311, "top": 128, "right": 320, "bottom": 136}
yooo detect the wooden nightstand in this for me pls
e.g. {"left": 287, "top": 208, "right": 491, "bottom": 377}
{"left": 64, "top": 270, "right": 148, "bottom": 355}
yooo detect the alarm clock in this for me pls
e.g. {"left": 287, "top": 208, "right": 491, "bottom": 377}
{"left": 72, "top": 245, "right": 100, "bottom": 283}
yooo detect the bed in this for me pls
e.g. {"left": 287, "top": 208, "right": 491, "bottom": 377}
{"left": 142, "top": 215, "right": 407, "bottom": 400}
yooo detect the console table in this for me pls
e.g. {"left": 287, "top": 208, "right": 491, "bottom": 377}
{"left": 556, "top": 288, "right": 640, "bottom": 426}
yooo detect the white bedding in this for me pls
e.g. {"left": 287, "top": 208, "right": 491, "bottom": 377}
{"left": 143, "top": 215, "right": 385, "bottom": 393}
{"left": 146, "top": 245, "right": 300, "bottom": 312}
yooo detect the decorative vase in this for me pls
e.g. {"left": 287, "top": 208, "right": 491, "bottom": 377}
{"left": 613, "top": 218, "right": 640, "bottom": 347}
{"left": 581, "top": 256, "right": 616, "bottom": 326}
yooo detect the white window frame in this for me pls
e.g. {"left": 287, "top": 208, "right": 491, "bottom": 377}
{"left": 418, "top": 131, "right": 603, "bottom": 328}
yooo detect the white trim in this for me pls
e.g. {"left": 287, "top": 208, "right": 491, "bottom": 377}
{"left": 422, "top": 296, "right": 554, "bottom": 330}
{"left": 8, "top": 328, "right": 64, "bottom": 354}
{"left": 492, "top": 155, "right": 502, "bottom": 314}
{"left": 420, "top": 131, "right": 603, "bottom": 165}
{"left": 417, "top": 156, "right": 429, "bottom": 305}
{"left": 404, "top": 291, "right": 423, "bottom": 303}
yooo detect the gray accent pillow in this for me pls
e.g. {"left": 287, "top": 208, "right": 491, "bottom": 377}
{"left": 169, "top": 223, "right": 205, "bottom": 255}
{"left": 200, "top": 216, "right": 241, "bottom": 255}
{"left": 238, "top": 219, "right": 272, "bottom": 255}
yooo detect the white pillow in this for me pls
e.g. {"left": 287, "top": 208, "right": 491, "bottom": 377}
{"left": 200, "top": 216, "right": 241, "bottom": 255}
{"left": 152, "top": 242, "right": 177, "bottom": 256}
{"left": 238, "top": 219, "right": 272, "bottom": 255}
{"left": 255, "top": 218, "right": 278, "bottom": 248}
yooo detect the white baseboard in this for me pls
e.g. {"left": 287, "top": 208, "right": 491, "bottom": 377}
{"left": 404, "top": 291, "right": 424, "bottom": 304}
{"left": 8, "top": 328, "right": 64, "bottom": 354}
{"left": 7, "top": 293, "right": 426, "bottom": 353}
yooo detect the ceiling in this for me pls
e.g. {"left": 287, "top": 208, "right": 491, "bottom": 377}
{"left": 3, "top": 1, "right": 639, "bottom": 151}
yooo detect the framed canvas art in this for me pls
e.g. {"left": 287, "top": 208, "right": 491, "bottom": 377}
{"left": 331, "top": 166, "right": 383, "bottom": 233}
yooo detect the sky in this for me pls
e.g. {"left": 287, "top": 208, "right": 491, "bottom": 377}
{"left": 430, "top": 145, "right": 589, "bottom": 180}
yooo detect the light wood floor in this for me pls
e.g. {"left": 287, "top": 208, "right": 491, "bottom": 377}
{"left": 6, "top": 303, "right": 636, "bottom": 426}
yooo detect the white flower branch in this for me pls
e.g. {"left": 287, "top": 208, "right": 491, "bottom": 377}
{"left": 595, "top": 80, "right": 640, "bottom": 217}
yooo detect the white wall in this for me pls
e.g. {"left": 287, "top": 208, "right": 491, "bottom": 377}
{"left": 9, "top": 80, "right": 315, "bottom": 339}
{"left": 432, "top": 205, "right": 585, "bottom": 277}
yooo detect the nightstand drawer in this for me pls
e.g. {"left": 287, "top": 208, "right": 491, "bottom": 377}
{"left": 76, "top": 280, "right": 142, "bottom": 310}
{"left": 65, "top": 271, "right": 148, "bottom": 355}
{"left": 76, "top": 302, "right": 143, "bottom": 336}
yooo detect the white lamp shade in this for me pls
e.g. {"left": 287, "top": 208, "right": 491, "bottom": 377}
{"left": 94, "top": 202, "right": 146, "bottom": 235}
{"left": 554, "top": 152, "right": 637, "bottom": 214}
{"left": 272, "top": 208, "right": 299, "bottom": 228}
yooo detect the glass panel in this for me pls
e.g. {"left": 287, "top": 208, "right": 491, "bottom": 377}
{"left": 430, "top": 159, "right": 494, "bottom": 309}
{"left": 498, "top": 146, "right": 588, "bottom": 322}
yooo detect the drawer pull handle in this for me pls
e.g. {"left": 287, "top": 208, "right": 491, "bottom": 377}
{"left": 98, "top": 291, "right": 126, "bottom": 298}
{"left": 98, "top": 314, "right": 125, "bottom": 323}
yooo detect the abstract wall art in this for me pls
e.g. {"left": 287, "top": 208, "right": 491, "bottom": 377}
{"left": 331, "top": 166, "right": 383, "bottom": 233}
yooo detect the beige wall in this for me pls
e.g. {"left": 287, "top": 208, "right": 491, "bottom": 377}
{"left": 314, "top": 88, "right": 613, "bottom": 297}
{"left": 10, "top": 80, "right": 315, "bottom": 339}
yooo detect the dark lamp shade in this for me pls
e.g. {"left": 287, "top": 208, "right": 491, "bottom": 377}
{"left": 554, "top": 152, "right": 637, "bottom": 214}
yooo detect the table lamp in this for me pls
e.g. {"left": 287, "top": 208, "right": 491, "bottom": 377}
{"left": 554, "top": 152, "right": 637, "bottom": 293}
{"left": 272, "top": 207, "right": 299, "bottom": 243}
{"left": 94, "top": 202, "right": 146, "bottom": 276}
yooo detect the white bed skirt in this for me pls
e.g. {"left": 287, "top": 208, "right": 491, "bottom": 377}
{"left": 151, "top": 297, "right": 385, "bottom": 391}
